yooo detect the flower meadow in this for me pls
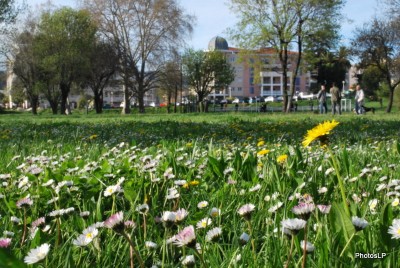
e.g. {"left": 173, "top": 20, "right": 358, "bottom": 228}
{"left": 0, "top": 114, "right": 400, "bottom": 267}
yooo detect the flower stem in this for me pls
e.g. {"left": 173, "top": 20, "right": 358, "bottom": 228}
{"left": 194, "top": 247, "right": 206, "bottom": 268}
{"left": 329, "top": 148, "right": 350, "bottom": 216}
{"left": 285, "top": 235, "right": 295, "bottom": 268}
{"left": 339, "top": 232, "right": 356, "bottom": 257}
{"left": 121, "top": 231, "right": 144, "bottom": 268}
{"left": 302, "top": 223, "right": 308, "bottom": 268}
{"left": 247, "top": 220, "right": 256, "bottom": 262}
{"left": 21, "top": 207, "right": 27, "bottom": 247}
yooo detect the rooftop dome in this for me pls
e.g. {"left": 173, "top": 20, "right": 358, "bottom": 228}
{"left": 208, "top": 36, "right": 229, "bottom": 51}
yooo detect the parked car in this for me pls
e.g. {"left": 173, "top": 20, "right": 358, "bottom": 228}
{"left": 232, "top": 98, "right": 239, "bottom": 104}
{"left": 264, "top": 96, "right": 277, "bottom": 102}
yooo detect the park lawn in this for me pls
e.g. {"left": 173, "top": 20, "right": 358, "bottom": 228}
{"left": 0, "top": 112, "right": 399, "bottom": 267}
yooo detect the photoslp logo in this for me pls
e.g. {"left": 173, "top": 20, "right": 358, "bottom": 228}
{"left": 355, "top": 253, "right": 387, "bottom": 259}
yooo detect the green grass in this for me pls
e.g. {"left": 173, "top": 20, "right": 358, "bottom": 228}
{"left": 0, "top": 112, "right": 399, "bottom": 267}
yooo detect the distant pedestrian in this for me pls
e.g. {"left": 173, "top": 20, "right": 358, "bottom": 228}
{"left": 317, "top": 85, "right": 328, "bottom": 114}
{"left": 330, "top": 82, "right": 341, "bottom": 115}
{"left": 354, "top": 85, "right": 365, "bottom": 114}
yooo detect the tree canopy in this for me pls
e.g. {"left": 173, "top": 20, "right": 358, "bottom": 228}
{"left": 228, "top": 0, "right": 344, "bottom": 112}
{"left": 183, "top": 49, "right": 234, "bottom": 112}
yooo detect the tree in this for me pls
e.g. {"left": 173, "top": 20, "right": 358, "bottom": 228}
{"left": 228, "top": 0, "right": 343, "bottom": 112}
{"left": 309, "top": 47, "right": 350, "bottom": 91}
{"left": 182, "top": 49, "right": 235, "bottom": 112}
{"left": 82, "top": 0, "right": 194, "bottom": 114}
{"left": 82, "top": 39, "right": 119, "bottom": 114}
{"left": 0, "top": 0, "right": 19, "bottom": 33}
{"left": 350, "top": 18, "right": 400, "bottom": 113}
{"left": 35, "top": 7, "right": 97, "bottom": 114}
{"left": 159, "top": 58, "right": 182, "bottom": 113}
{"left": 11, "top": 13, "right": 42, "bottom": 115}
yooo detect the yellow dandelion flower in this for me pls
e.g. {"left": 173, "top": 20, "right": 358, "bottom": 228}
{"left": 277, "top": 154, "right": 288, "bottom": 164}
{"left": 257, "top": 140, "right": 265, "bottom": 147}
{"left": 189, "top": 180, "right": 199, "bottom": 186}
{"left": 183, "top": 183, "right": 189, "bottom": 189}
{"left": 302, "top": 120, "right": 339, "bottom": 147}
{"left": 186, "top": 142, "right": 193, "bottom": 147}
{"left": 257, "top": 149, "right": 270, "bottom": 156}
{"left": 89, "top": 134, "right": 98, "bottom": 140}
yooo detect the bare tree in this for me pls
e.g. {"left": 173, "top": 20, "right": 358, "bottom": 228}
{"left": 159, "top": 58, "right": 182, "bottom": 113}
{"left": 82, "top": 0, "right": 194, "bottom": 114}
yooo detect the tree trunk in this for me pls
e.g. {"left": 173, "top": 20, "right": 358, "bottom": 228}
{"left": 49, "top": 100, "right": 58, "bottom": 114}
{"left": 121, "top": 83, "right": 131, "bottom": 114}
{"left": 60, "top": 83, "right": 70, "bottom": 115}
{"left": 138, "top": 93, "right": 145, "bottom": 113}
{"left": 174, "top": 85, "right": 178, "bottom": 113}
{"left": 386, "top": 87, "right": 394, "bottom": 113}
{"left": 29, "top": 95, "right": 39, "bottom": 115}
{"left": 94, "top": 92, "right": 103, "bottom": 114}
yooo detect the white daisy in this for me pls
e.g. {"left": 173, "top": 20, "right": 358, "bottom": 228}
{"left": 388, "top": 219, "right": 400, "bottom": 239}
{"left": 205, "top": 227, "right": 222, "bottom": 242}
{"left": 24, "top": 243, "right": 50, "bottom": 264}
{"left": 351, "top": 216, "right": 368, "bottom": 231}
{"left": 197, "top": 201, "right": 209, "bottom": 209}
{"left": 72, "top": 226, "right": 99, "bottom": 247}
{"left": 196, "top": 218, "right": 212, "bottom": 229}
{"left": 300, "top": 240, "right": 315, "bottom": 252}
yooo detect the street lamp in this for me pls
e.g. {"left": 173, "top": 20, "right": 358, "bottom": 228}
{"left": 111, "top": 91, "right": 114, "bottom": 107}
{"left": 342, "top": 81, "right": 345, "bottom": 94}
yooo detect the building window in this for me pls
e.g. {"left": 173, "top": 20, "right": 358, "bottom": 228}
{"left": 237, "top": 87, "right": 242, "bottom": 91}
{"left": 263, "top": 77, "right": 271, "bottom": 84}
{"left": 250, "top": 87, "right": 254, "bottom": 94}
{"left": 273, "top": 77, "right": 281, "bottom": 84}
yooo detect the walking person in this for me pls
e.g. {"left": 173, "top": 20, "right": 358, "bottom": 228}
{"left": 354, "top": 85, "right": 365, "bottom": 114}
{"left": 317, "top": 85, "right": 328, "bottom": 114}
{"left": 330, "top": 82, "right": 341, "bottom": 115}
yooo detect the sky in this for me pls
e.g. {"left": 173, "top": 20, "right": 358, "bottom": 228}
{"left": 25, "top": 0, "right": 381, "bottom": 50}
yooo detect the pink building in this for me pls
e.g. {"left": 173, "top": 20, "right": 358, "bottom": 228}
{"left": 207, "top": 36, "right": 311, "bottom": 100}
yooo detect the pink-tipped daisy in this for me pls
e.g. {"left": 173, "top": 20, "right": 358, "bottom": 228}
{"left": 16, "top": 197, "right": 33, "bottom": 208}
{"left": 317, "top": 204, "right": 331, "bottom": 214}
{"left": 173, "top": 225, "right": 196, "bottom": 248}
{"left": 0, "top": 238, "right": 12, "bottom": 248}
{"left": 104, "top": 211, "right": 124, "bottom": 233}
{"left": 292, "top": 202, "right": 315, "bottom": 220}
{"left": 238, "top": 204, "right": 256, "bottom": 220}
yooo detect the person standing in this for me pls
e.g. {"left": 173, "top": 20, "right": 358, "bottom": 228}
{"left": 354, "top": 85, "right": 365, "bottom": 114}
{"left": 330, "top": 82, "right": 341, "bottom": 115}
{"left": 317, "top": 85, "right": 328, "bottom": 114}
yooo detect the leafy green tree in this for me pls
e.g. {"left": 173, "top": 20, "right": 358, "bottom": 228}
{"left": 12, "top": 24, "right": 41, "bottom": 115}
{"left": 35, "top": 7, "right": 97, "bottom": 114}
{"left": 351, "top": 18, "right": 400, "bottom": 113}
{"left": 81, "top": 39, "right": 119, "bottom": 114}
{"left": 228, "top": 0, "right": 343, "bottom": 112}
{"left": 82, "top": 0, "right": 194, "bottom": 114}
{"left": 182, "top": 49, "right": 235, "bottom": 112}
